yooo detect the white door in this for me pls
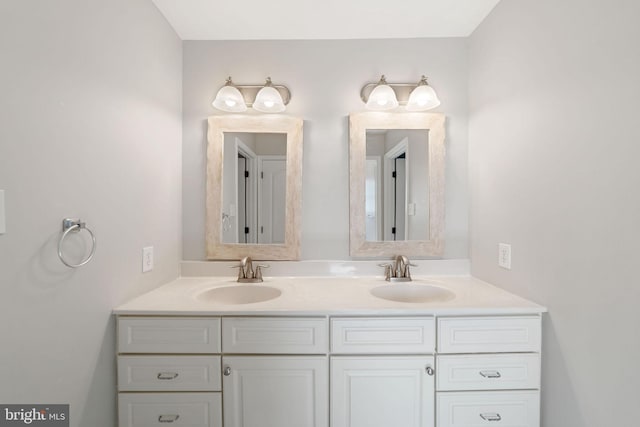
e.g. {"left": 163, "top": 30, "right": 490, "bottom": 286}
{"left": 258, "top": 157, "right": 286, "bottom": 244}
{"left": 222, "top": 356, "right": 328, "bottom": 427}
{"left": 331, "top": 356, "right": 435, "bottom": 427}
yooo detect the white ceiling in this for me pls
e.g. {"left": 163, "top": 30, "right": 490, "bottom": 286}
{"left": 152, "top": 0, "right": 502, "bottom": 40}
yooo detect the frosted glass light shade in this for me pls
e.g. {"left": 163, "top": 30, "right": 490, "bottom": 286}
{"left": 253, "top": 86, "right": 286, "bottom": 113}
{"left": 212, "top": 85, "right": 247, "bottom": 112}
{"left": 406, "top": 84, "right": 441, "bottom": 111}
{"left": 366, "top": 84, "right": 398, "bottom": 111}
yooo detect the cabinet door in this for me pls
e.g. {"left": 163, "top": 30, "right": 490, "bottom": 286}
{"left": 331, "top": 356, "right": 435, "bottom": 427}
{"left": 222, "top": 356, "right": 328, "bottom": 427}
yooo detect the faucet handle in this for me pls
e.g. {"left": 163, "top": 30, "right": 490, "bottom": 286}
{"left": 404, "top": 266, "right": 413, "bottom": 280}
{"left": 230, "top": 264, "right": 246, "bottom": 279}
{"left": 254, "top": 264, "right": 270, "bottom": 282}
{"left": 378, "top": 263, "right": 394, "bottom": 280}
{"left": 403, "top": 262, "right": 419, "bottom": 280}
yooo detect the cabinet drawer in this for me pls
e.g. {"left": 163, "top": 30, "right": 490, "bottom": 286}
{"left": 437, "top": 317, "right": 541, "bottom": 354}
{"left": 118, "top": 392, "right": 222, "bottom": 427}
{"left": 436, "top": 391, "right": 540, "bottom": 427}
{"left": 118, "top": 356, "right": 221, "bottom": 392}
{"left": 331, "top": 317, "right": 435, "bottom": 354}
{"left": 436, "top": 354, "right": 540, "bottom": 391}
{"left": 222, "top": 317, "right": 328, "bottom": 354}
{"left": 118, "top": 317, "right": 221, "bottom": 354}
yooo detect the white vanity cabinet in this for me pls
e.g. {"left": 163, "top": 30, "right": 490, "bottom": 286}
{"left": 330, "top": 317, "right": 436, "bottom": 427}
{"left": 116, "top": 313, "right": 542, "bottom": 427}
{"left": 435, "top": 316, "right": 542, "bottom": 427}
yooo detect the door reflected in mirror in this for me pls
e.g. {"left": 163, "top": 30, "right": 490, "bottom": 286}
{"left": 365, "top": 129, "right": 429, "bottom": 242}
{"left": 206, "top": 115, "right": 302, "bottom": 260}
{"left": 222, "top": 132, "right": 287, "bottom": 244}
{"left": 349, "top": 112, "right": 444, "bottom": 257}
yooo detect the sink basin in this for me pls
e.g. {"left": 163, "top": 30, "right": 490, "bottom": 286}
{"left": 370, "top": 284, "right": 455, "bottom": 303}
{"left": 196, "top": 285, "right": 282, "bottom": 305}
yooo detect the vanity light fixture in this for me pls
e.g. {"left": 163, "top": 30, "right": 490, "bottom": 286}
{"left": 364, "top": 75, "right": 399, "bottom": 111}
{"left": 253, "top": 77, "right": 287, "bottom": 113}
{"left": 212, "top": 77, "right": 247, "bottom": 112}
{"left": 212, "top": 76, "right": 291, "bottom": 113}
{"left": 406, "top": 76, "right": 441, "bottom": 111}
{"left": 361, "top": 75, "right": 440, "bottom": 111}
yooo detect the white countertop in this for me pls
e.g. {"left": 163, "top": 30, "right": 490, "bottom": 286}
{"left": 114, "top": 275, "right": 546, "bottom": 316}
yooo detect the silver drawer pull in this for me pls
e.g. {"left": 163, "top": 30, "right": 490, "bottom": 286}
{"left": 425, "top": 365, "right": 434, "bottom": 376}
{"left": 223, "top": 366, "right": 232, "bottom": 376}
{"left": 480, "top": 413, "right": 502, "bottom": 422}
{"left": 158, "top": 414, "right": 180, "bottom": 423}
{"left": 157, "top": 372, "right": 179, "bottom": 380}
{"left": 479, "top": 370, "right": 501, "bottom": 378}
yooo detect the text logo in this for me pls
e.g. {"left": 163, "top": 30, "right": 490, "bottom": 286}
{"left": 0, "top": 405, "right": 68, "bottom": 426}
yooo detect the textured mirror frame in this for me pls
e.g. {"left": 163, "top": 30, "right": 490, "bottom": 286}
{"left": 206, "top": 115, "right": 303, "bottom": 260}
{"left": 349, "top": 112, "right": 445, "bottom": 257}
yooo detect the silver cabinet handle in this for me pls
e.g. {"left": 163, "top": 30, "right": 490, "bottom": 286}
{"left": 425, "top": 365, "right": 434, "bottom": 376}
{"left": 158, "top": 414, "right": 180, "bottom": 423}
{"left": 479, "top": 370, "right": 501, "bottom": 378}
{"left": 157, "top": 372, "right": 179, "bottom": 380}
{"left": 480, "top": 413, "right": 502, "bottom": 421}
{"left": 223, "top": 366, "right": 232, "bottom": 376}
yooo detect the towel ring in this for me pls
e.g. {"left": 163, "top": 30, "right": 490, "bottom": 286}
{"left": 58, "top": 218, "right": 96, "bottom": 268}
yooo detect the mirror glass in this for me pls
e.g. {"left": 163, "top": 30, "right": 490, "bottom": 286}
{"left": 349, "top": 112, "right": 445, "bottom": 257}
{"left": 222, "top": 132, "right": 287, "bottom": 244}
{"left": 206, "top": 115, "right": 303, "bottom": 260}
{"left": 365, "top": 129, "right": 429, "bottom": 242}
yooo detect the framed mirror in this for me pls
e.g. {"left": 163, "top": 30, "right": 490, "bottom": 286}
{"left": 349, "top": 112, "right": 445, "bottom": 257}
{"left": 206, "top": 115, "right": 303, "bottom": 260}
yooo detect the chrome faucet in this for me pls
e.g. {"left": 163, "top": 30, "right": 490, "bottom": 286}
{"left": 379, "top": 255, "right": 417, "bottom": 282}
{"left": 233, "top": 256, "right": 269, "bottom": 283}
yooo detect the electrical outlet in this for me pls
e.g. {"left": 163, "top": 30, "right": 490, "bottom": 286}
{"left": 142, "top": 246, "right": 154, "bottom": 273}
{"left": 498, "top": 243, "right": 511, "bottom": 270}
{"left": 0, "top": 190, "right": 5, "bottom": 234}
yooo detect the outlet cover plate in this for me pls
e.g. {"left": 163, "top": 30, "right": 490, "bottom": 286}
{"left": 0, "top": 190, "right": 5, "bottom": 234}
{"left": 142, "top": 246, "right": 154, "bottom": 273}
{"left": 498, "top": 243, "right": 511, "bottom": 270}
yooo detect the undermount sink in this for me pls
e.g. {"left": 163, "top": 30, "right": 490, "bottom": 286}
{"left": 196, "top": 285, "right": 282, "bottom": 305}
{"left": 370, "top": 283, "right": 455, "bottom": 303}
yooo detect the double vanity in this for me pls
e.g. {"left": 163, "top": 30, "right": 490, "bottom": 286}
{"left": 114, "top": 272, "right": 545, "bottom": 427}
{"left": 114, "top": 111, "right": 544, "bottom": 426}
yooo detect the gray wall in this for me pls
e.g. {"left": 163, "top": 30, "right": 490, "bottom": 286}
{"left": 0, "top": 2, "right": 182, "bottom": 426}
{"left": 183, "top": 39, "right": 470, "bottom": 260}
{"left": 469, "top": 0, "right": 640, "bottom": 425}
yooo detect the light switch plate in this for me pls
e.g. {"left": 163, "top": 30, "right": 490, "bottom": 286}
{"left": 142, "top": 246, "right": 154, "bottom": 273}
{"left": 498, "top": 243, "right": 511, "bottom": 270}
{"left": 0, "top": 190, "right": 5, "bottom": 234}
